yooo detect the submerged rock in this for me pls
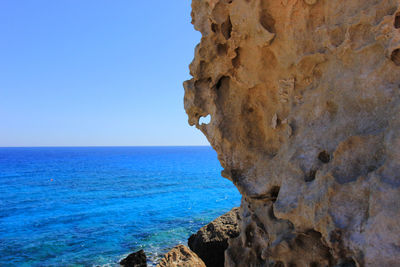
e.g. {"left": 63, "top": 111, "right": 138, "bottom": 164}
{"left": 120, "top": 249, "right": 147, "bottom": 267}
{"left": 184, "top": 0, "right": 400, "bottom": 266}
{"left": 156, "top": 245, "right": 205, "bottom": 267}
{"left": 188, "top": 208, "right": 240, "bottom": 267}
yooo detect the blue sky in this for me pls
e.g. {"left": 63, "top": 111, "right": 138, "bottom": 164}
{"left": 0, "top": 1, "right": 207, "bottom": 146}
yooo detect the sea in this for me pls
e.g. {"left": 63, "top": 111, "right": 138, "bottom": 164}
{"left": 0, "top": 146, "right": 241, "bottom": 266}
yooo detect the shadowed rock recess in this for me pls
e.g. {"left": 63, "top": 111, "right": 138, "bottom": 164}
{"left": 184, "top": 0, "right": 400, "bottom": 266}
{"left": 189, "top": 207, "right": 240, "bottom": 267}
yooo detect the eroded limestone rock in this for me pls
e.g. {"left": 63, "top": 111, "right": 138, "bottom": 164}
{"left": 188, "top": 207, "right": 240, "bottom": 267}
{"left": 184, "top": 0, "right": 400, "bottom": 266}
{"left": 156, "top": 245, "right": 206, "bottom": 267}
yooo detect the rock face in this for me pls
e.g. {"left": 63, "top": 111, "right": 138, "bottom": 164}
{"left": 120, "top": 249, "right": 147, "bottom": 267}
{"left": 184, "top": 0, "right": 400, "bottom": 266}
{"left": 156, "top": 245, "right": 206, "bottom": 267}
{"left": 188, "top": 207, "right": 240, "bottom": 267}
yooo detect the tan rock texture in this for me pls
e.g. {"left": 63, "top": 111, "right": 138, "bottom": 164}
{"left": 184, "top": 0, "right": 400, "bottom": 266}
{"left": 156, "top": 245, "right": 206, "bottom": 267}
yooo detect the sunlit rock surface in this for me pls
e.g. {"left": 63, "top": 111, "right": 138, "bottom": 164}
{"left": 184, "top": 0, "right": 400, "bottom": 266}
{"left": 156, "top": 245, "right": 206, "bottom": 267}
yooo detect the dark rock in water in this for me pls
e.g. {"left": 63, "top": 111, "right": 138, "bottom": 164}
{"left": 156, "top": 244, "right": 206, "bottom": 267}
{"left": 188, "top": 208, "right": 240, "bottom": 267}
{"left": 120, "top": 249, "right": 147, "bottom": 267}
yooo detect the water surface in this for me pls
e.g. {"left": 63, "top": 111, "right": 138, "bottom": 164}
{"left": 0, "top": 146, "right": 240, "bottom": 266}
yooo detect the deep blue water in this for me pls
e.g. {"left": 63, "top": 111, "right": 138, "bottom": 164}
{"left": 0, "top": 146, "right": 241, "bottom": 266}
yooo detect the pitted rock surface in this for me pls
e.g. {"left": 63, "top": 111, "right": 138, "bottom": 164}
{"left": 184, "top": 0, "right": 400, "bottom": 266}
{"left": 156, "top": 245, "right": 206, "bottom": 267}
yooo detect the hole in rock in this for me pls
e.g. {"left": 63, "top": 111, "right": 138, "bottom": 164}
{"left": 304, "top": 169, "right": 316, "bottom": 182}
{"left": 318, "top": 151, "right": 330, "bottom": 163}
{"left": 395, "top": 13, "right": 400, "bottom": 28}
{"left": 269, "top": 186, "right": 280, "bottom": 202}
{"left": 216, "top": 78, "right": 223, "bottom": 89}
{"left": 306, "top": 229, "right": 322, "bottom": 239}
{"left": 268, "top": 205, "right": 277, "bottom": 220}
{"left": 215, "top": 76, "right": 230, "bottom": 90}
{"left": 199, "top": 114, "right": 211, "bottom": 125}
{"left": 232, "top": 47, "right": 241, "bottom": 68}
{"left": 211, "top": 23, "right": 218, "bottom": 33}
{"left": 259, "top": 11, "right": 276, "bottom": 33}
{"left": 391, "top": 49, "right": 400, "bottom": 66}
{"left": 217, "top": 43, "right": 227, "bottom": 56}
{"left": 221, "top": 17, "right": 232, "bottom": 40}
{"left": 310, "top": 262, "right": 319, "bottom": 267}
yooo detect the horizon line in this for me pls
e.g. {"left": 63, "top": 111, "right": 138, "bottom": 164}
{"left": 0, "top": 145, "right": 212, "bottom": 148}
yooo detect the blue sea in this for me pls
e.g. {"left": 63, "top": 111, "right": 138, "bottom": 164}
{"left": 0, "top": 146, "right": 241, "bottom": 266}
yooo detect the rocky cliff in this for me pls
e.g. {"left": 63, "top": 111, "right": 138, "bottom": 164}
{"left": 184, "top": 0, "right": 400, "bottom": 266}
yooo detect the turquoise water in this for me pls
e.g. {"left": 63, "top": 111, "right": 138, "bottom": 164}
{"left": 0, "top": 147, "right": 241, "bottom": 266}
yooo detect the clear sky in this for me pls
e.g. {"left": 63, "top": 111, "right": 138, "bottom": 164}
{"left": 0, "top": 1, "right": 208, "bottom": 146}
